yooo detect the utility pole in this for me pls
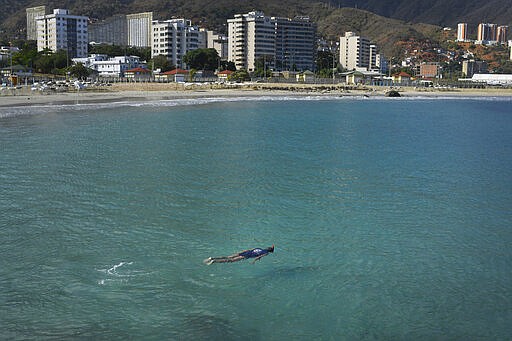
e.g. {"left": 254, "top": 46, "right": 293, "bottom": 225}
{"left": 331, "top": 41, "right": 338, "bottom": 84}
{"left": 264, "top": 54, "right": 266, "bottom": 83}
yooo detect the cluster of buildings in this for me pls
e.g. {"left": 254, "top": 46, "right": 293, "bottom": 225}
{"left": 457, "top": 22, "right": 509, "bottom": 45}
{"left": 25, "top": 7, "right": 320, "bottom": 73}
{"left": 25, "top": 6, "right": 390, "bottom": 79}
{"left": 24, "top": 6, "right": 511, "bottom": 85}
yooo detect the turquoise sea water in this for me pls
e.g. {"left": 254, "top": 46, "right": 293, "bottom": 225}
{"left": 1, "top": 96, "right": 512, "bottom": 340}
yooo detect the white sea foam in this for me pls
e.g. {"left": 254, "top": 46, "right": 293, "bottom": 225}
{"left": 96, "top": 261, "right": 150, "bottom": 285}
{"left": 106, "top": 261, "right": 133, "bottom": 276}
{"left": 1, "top": 94, "right": 511, "bottom": 119}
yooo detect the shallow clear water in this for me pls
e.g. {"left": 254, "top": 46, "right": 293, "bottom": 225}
{"left": 1, "top": 97, "right": 512, "bottom": 340}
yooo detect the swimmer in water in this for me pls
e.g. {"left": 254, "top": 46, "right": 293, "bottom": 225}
{"left": 204, "top": 245, "right": 274, "bottom": 265}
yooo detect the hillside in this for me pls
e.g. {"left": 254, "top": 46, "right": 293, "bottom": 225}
{"left": 325, "top": 0, "right": 512, "bottom": 28}
{"left": 2, "top": 0, "right": 442, "bottom": 51}
{"left": 1, "top": 0, "right": 508, "bottom": 57}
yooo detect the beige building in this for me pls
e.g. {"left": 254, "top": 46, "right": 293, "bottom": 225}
{"left": 127, "top": 12, "right": 153, "bottom": 47}
{"left": 36, "top": 9, "right": 88, "bottom": 58}
{"left": 206, "top": 30, "right": 228, "bottom": 60}
{"left": 26, "top": 6, "right": 47, "bottom": 40}
{"left": 457, "top": 23, "right": 468, "bottom": 42}
{"left": 227, "top": 11, "right": 315, "bottom": 72}
{"left": 497, "top": 26, "right": 508, "bottom": 44}
{"left": 339, "top": 32, "right": 370, "bottom": 71}
{"left": 228, "top": 12, "right": 275, "bottom": 72}
{"left": 151, "top": 19, "right": 200, "bottom": 69}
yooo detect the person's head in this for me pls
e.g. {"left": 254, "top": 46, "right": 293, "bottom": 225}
{"left": 267, "top": 245, "right": 274, "bottom": 253}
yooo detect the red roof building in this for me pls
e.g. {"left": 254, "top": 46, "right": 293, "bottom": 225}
{"left": 125, "top": 67, "right": 150, "bottom": 74}
{"left": 392, "top": 71, "right": 412, "bottom": 84}
{"left": 162, "top": 68, "right": 189, "bottom": 75}
{"left": 217, "top": 70, "right": 233, "bottom": 80}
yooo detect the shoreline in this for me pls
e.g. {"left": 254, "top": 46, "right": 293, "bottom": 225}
{"left": 1, "top": 83, "right": 512, "bottom": 108}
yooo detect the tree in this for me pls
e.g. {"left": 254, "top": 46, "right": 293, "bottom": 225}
{"left": 34, "top": 51, "right": 54, "bottom": 74}
{"left": 152, "top": 55, "right": 175, "bottom": 72}
{"left": 32, "top": 49, "right": 70, "bottom": 74}
{"left": 252, "top": 55, "right": 273, "bottom": 77}
{"left": 183, "top": 48, "right": 219, "bottom": 70}
{"left": 53, "top": 50, "right": 69, "bottom": 69}
{"left": 494, "top": 61, "right": 512, "bottom": 74}
{"left": 220, "top": 60, "right": 236, "bottom": 71}
{"left": 228, "top": 70, "right": 251, "bottom": 82}
{"left": 316, "top": 50, "right": 335, "bottom": 71}
{"left": 68, "top": 62, "right": 91, "bottom": 80}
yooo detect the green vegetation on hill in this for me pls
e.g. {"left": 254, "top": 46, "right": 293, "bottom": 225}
{"left": 1, "top": 0, "right": 510, "bottom": 67}
{"left": 1, "top": 1, "right": 442, "bottom": 59}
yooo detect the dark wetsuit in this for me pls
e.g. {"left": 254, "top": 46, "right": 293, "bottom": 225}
{"left": 239, "top": 248, "right": 268, "bottom": 259}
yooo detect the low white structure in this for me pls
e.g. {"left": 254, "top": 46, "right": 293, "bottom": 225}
{"left": 468, "top": 74, "right": 512, "bottom": 85}
{"left": 72, "top": 54, "right": 147, "bottom": 77}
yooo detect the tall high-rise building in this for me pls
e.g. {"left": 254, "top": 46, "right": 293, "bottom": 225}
{"left": 36, "top": 9, "right": 88, "bottom": 58}
{"left": 127, "top": 12, "right": 153, "bottom": 47}
{"left": 26, "top": 6, "right": 47, "bottom": 40}
{"left": 228, "top": 12, "right": 276, "bottom": 72}
{"left": 227, "top": 11, "right": 315, "bottom": 72}
{"left": 274, "top": 16, "right": 316, "bottom": 72}
{"left": 477, "top": 23, "right": 498, "bottom": 44}
{"left": 497, "top": 26, "right": 508, "bottom": 44}
{"left": 369, "top": 44, "right": 379, "bottom": 70}
{"left": 151, "top": 19, "right": 200, "bottom": 68}
{"left": 339, "top": 32, "right": 370, "bottom": 71}
{"left": 89, "top": 14, "right": 128, "bottom": 45}
{"left": 457, "top": 23, "right": 468, "bottom": 42}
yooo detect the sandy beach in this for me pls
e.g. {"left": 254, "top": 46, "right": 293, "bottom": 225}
{"left": 1, "top": 82, "right": 511, "bottom": 108}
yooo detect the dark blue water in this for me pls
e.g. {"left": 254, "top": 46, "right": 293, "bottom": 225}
{"left": 1, "top": 97, "right": 512, "bottom": 340}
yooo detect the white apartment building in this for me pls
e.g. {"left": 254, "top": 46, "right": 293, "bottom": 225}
{"left": 151, "top": 19, "right": 200, "bottom": 69}
{"left": 369, "top": 44, "right": 378, "bottom": 70}
{"left": 26, "top": 6, "right": 46, "bottom": 40}
{"left": 36, "top": 9, "right": 88, "bottom": 58}
{"left": 72, "top": 54, "right": 146, "bottom": 77}
{"left": 228, "top": 12, "right": 275, "bottom": 72}
{"left": 127, "top": 12, "right": 153, "bottom": 47}
{"left": 227, "top": 11, "right": 315, "bottom": 72}
{"left": 369, "top": 44, "right": 388, "bottom": 73}
{"left": 339, "top": 32, "right": 370, "bottom": 71}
